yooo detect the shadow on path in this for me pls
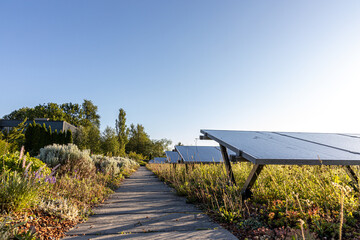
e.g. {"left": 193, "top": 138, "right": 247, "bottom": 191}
{"left": 64, "top": 166, "right": 237, "bottom": 240}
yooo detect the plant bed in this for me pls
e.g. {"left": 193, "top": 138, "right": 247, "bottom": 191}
{"left": 147, "top": 163, "right": 360, "bottom": 239}
{"left": 0, "top": 145, "right": 140, "bottom": 239}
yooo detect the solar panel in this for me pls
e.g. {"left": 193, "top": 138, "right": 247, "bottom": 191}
{"left": 165, "top": 151, "right": 181, "bottom": 163}
{"left": 338, "top": 133, "right": 360, "bottom": 139}
{"left": 277, "top": 132, "right": 360, "bottom": 154}
{"left": 153, "top": 157, "right": 167, "bottom": 164}
{"left": 175, "top": 146, "right": 226, "bottom": 163}
{"left": 201, "top": 130, "right": 360, "bottom": 165}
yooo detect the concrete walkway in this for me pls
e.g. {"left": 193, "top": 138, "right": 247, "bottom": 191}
{"left": 64, "top": 166, "right": 237, "bottom": 240}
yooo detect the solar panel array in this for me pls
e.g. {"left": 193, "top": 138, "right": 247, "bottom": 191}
{"left": 175, "top": 146, "right": 226, "bottom": 163}
{"left": 153, "top": 157, "right": 167, "bottom": 164}
{"left": 165, "top": 151, "right": 181, "bottom": 163}
{"left": 200, "top": 130, "right": 360, "bottom": 165}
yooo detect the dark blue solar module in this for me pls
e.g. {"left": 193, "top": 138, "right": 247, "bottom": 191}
{"left": 175, "top": 146, "right": 235, "bottom": 163}
{"left": 153, "top": 157, "right": 167, "bottom": 164}
{"left": 165, "top": 151, "right": 181, "bottom": 163}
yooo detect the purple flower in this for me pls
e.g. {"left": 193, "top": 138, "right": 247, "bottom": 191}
{"left": 44, "top": 176, "right": 56, "bottom": 184}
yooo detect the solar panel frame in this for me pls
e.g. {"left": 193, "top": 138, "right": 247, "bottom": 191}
{"left": 201, "top": 129, "right": 360, "bottom": 165}
{"left": 200, "top": 129, "right": 360, "bottom": 199}
{"left": 341, "top": 133, "right": 360, "bottom": 138}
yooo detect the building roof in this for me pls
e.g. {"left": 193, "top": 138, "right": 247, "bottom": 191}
{"left": 0, "top": 119, "right": 77, "bottom": 133}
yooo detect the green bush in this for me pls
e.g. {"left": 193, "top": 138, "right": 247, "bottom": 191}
{"left": 127, "top": 151, "right": 145, "bottom": 161}
{"left": 0, "top": 170, "right": 42, "bottom": 212}
{"left": 38, "top": 143, "right": 96, "bottom": 178}
{"left": 25, "top": 122, "right": 73, "bottom": 155}
{"left": 0, "top": 139, "right": 9, "bottom": 156}
{"left": 38, "top": 197, "right": 79, "bottom": 221}
{"left": 91, "top": 154, "right": 139, "bottom": 175}
{"left": 53, "top": 173, "right": 113, "bottom": 206}
{"left": 0, "top": 217, "right": 13, "bottom": 240}
{"left": 0, "top": 152, "right": 50, "bottom": 175}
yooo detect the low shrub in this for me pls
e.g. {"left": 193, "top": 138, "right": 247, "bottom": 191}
{"left": 38, "top": 197, "right": 79, "bottom": 221}
{"left": 0, "top": 139, "right": 9, "bottom": 156}
{"left": 38, "top": 143, "right": 96, "bottom": 178}
{"left": 127, "top": 151, "right": 145, "bottom": 161}
{"left": 91, "top": 154, "right": 139, "bottom": 175}
{"left": 53, "top": 173, "right": 113, "bottom": 207}
{"left": 0, "top": 170, "right": 42, "bottom": 212}
{"left": 0, "top": 217, "right": 28, "bottom": 240}
{"left": 0, "top": 151, "right": 50, "bottom": 175}
{"left": 0, "top": 217, "right": 14, "bottom": 240}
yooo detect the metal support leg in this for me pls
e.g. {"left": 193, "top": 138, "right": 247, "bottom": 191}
{"left": 241, "top": 164, "right": 264, "bottom": 200}
{"left": 220, "top": 145, "right": 236, "bottom": 186}
{"left": 344, "top": 165, "right": 359, "bottom": 192}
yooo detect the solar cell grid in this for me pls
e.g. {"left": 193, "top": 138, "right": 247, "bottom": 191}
{"left": 276, "top": 132, "right": 360, "bottom": 155}
{"left": 153, "top": 157, "right": 167, "bottom": 164}
{"left": 175, "top": 146, "right": 224, "bottom": 163}
{"left": 165, "top": 151, "right": 181, "bottom": 163}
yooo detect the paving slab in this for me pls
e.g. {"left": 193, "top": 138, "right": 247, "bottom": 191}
{"left": 64, "top": 167, "right": 237, "bottom": 240}
{"left": 64, "top": 229, "right": 237, "bottom": 240}
{"left": 66, "top": 213, "right": 219, "bottom": 234}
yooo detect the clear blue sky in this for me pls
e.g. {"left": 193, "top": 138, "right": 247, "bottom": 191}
{"left": 1, "top": 1, "right": 360, "bottom": 146}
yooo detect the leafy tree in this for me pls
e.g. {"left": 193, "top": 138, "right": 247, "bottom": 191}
{"left": 150, "top": 138, "right": 172, "bottom": 159}
{"left": 6, "top": 103, "right": 66, "bottom": 121}
{"left": 39, "top": 103, "right": 66, "bottom": 120}
{"left": 3, "top": 107, "right": 34, "bottom": 120}
{"left": 61, "top": 103, "right": 83, "bottom": 126}
{"left": 115, "top": 108, "right": 128, "bottom": 157}
{"left": 2, "top": 119, "right": 26, "bottom": 152}
{"left": 101, "top": 126, "right": 120, "bottom": 156}
{"left": 82, "top": 100, "right": 100, "bottom": 128}
{"left": 126, "top": 124, "right": 152, "bottom": 158}
{"left": 74, "top": 125, "right": 101, "bottom": 153}
{"left": 3, "top": 100, "right": 100, "bottom": 128}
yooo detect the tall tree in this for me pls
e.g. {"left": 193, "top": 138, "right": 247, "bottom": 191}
{"left": 82, "top": 100, "right": 100, "bottom": 128}
{"left": 74, "top": 125, "right": 101, "bottom": 153}
{"left": 61, "top": 103, "right": 83, "bottom": 126}
{"left": 150, "top": 138, "right": 172, "bottom": 159}
{"left": 101, "top": 126, "right": 119, "bottom": 156}
{"left": 115, "top": 108, "right": 128, "bottom": 156}
{"left": 3, "top": 107, "right": 35, "bottom": 120}
{"left": 126, "top": 124, "right": 152, "bottom": 158}
{"left": 40, "top": 103, "right": 66, "bottom": 120}
{"left": 3, "top": 100, "right": 100, "bottom": 128}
